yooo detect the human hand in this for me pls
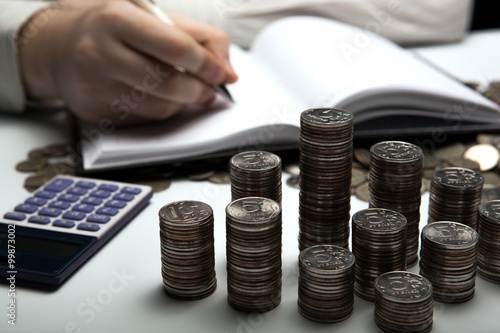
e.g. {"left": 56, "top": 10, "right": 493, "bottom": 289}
{"left": 18, "top": 0, "right": 238, "bottom": 124}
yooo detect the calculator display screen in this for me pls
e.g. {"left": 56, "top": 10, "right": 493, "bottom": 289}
{"left": 0, "top": 233, "right": 81, "bottom": 258}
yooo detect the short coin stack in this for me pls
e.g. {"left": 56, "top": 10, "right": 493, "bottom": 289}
{"left": 226, "top": 197, "right": 282, "bottom": 312}
{"left": 374, "top": 271, "right": 434, "bottom": 333}
{"left": 298, "top": 108, "right": 353, "bottom": 250}
{"left": 476, "top": 200, "right": 500, "bottom": 283}
{"left": 428, "top": 167, "right": 484, "bottom": 229}
{"left": 298, "top": 245, "right": 355, "bottom": 323}
{"left": 352, "top": 208, "right": 407, "bottom": 301}
{"left": 369, "top": 141, "right": 423, "bottom": 267}
{"left": 159, "top": 201, "right": 216, "bottom": 300}
{"left": 419, "top": 221, "right": 479, "bottom": 303}
{"left": 230, "top": 151, "right": 282, "bottom": 203}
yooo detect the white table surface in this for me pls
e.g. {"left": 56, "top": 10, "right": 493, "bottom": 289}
{"left": 2, "top": 30, "right": 500, "bottom": 333}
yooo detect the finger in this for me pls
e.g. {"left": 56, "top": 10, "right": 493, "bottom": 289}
{"left": 102, "top": 2, "right": 227, "bottom": 85}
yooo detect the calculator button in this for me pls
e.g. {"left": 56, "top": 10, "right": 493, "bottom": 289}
{"left": 4, "top": 212, "right": 26, "bottom": 221}
{"left": 15, "top": 204, "right": 38, "bottom": 214}
{"left": 28, "top": 216, "right": 51, "bottom": 225}
{"left": 39, "top": 207, "right": 62, "bottom": 217}
{"left": 87, "top": 214, "right": 111, "bottom": 224}
{"left": 58, "top": 194, "right": 80, "bottom": 202}
{"left": 98, "top": 184, "right": 119, "bottom": 192}
{"left": 25, "top": 197, "right": 48, "bottom": 206}
{"left": 105, "top": 200, "right": 127, "bottom": 209}
{"left": 77, "top": 223, "right": 100, "bottom": 232}
{"left": 53, "top": 219, "right": 76, "bottom": 228}
{"left": 75, "top": 180, "right": 96, "bottom": 189}
{"left": 72, "top": 204, "right": 94, "bottom": 213}
{"left": 90, "top": 190, "right": 112, "bottom": 198}
{"left": 49, "top": 201, "right": 72, "bottom": 210}
{"left": 113, "top": 193, "right": 134, "bottom": 201}
{"left": 96, "top": 207, "right": 118, "bottom": 216}
{"left": 45, "top": 178, "right": 74, "bottom": 192}
{"left": 120, "top": 186, "right": 142, "bottom": 195}
{"left": 67, "top": 187, "right": 88, "bottom": 195}
{"left": 62, "top": 211, "right": 86, "bottom": 221}
{"left": 81, "top": 197, "right": 103, "bottom": 206}
{"left": 35, "top": 190, "right": 57, "bottom": 199}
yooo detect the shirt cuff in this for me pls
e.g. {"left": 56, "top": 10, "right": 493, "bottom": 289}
{"left": 0, "top": 1, "right": 56, "bottom": 112}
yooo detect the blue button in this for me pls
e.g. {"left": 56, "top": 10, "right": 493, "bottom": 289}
{"left": 75, "top": 180, "right": 96, "bottom": 189}
{"left": 77, "top": 223, "right": 100, "bottom": 232}
{"left": 121, "top": 186, "right": 142, "bottom": 195}
{"left": 39, "top": 207, "right": 62, "bottom": 217}
{"left": 67, "top": 187, "right": 88, "bottom": 195}
{"left": 49, "top": 201, "right": 71, "bottom": 209}
{"left": 98, "top": 184, "right": 119, "bottom": 192}
{"left": 81, "top": 197, "right": 103, "bottom": 206}
{"left": 25, "top": 197, "right": 48, "bottom": 206}
{"left": 4, "top": 212, "right": 26, "bottom": 221}
{"left": 87, "top": 214, "right": 110, "bottom": 224}
{"left": 96, "top": 207, "right": 118, "bottom": 216}
{"left": 90, "top": 190, "right": 111, "bottom": 198}
{"left": 35, "top": 190, "right": 57, "bottom": 199}
{"left": 28, "top": 216, "right": 51, "bottom": 225}
{"left": 72, "top": 204, "right": 94, "bottom": 213}
{"left": 105, "top": 200, "right": 127, "bottom": 209}
{"left": 113, "top": 193, "right": 134, "bottom": 202}
{"left": 44, "top": 178, "right": 74, "bottom": 192}
{"left": 15, "top": 204, "right": 38, "bottom": 214}
{"left": 62, "top": 211, "right": 86, "bottom": 221}
{"left": 58, "top": 194, "right": 80, "bottom": 202}
{"left": 53, "top": 219, "right": 76, "bottom": 228}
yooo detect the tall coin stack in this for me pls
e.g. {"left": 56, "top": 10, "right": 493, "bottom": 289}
{"left": 369, "top": 141, "right": 423, "bottom": 267}
{"left": 419, "top": 221, "right": 479, "bottom": 303}
{"left": 477, "top": 200, "right": 500, "bottom": 283}
{"left": 226, "top": 197, "right": 282, "bottom": 312}
{"left": 428, "top": 167, "right": 484, "bottom": 229}
{"left": 374, "top": 271, "right": 434, "bottom": 333}
{"left": 298, "top": 245, "right": 355, "bottom": 323}
{"left": 159, "top": 201, "right": 216, "bottom": 300}
{"left": 230, "top": 151, "right": 282, "bottom": 203}
{"left": 352, "top": 208, "right": 407, "bottom": 301}
{"left": 298, "top": 108, "right": 353, "bottom": 250}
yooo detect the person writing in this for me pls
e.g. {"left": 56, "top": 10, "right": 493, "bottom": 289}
{"left": 0, "top": 0, "right": 472, "bottom": 124}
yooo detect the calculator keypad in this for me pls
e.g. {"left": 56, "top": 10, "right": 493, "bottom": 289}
{"left": 2, "top": 176, "right": 148, "bottom": 235}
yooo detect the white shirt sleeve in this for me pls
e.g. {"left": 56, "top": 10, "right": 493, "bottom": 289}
{"left": 0, "top": 0, "right": 56, "bottom": 112}
{"left": 158, "top": 0, "right": 474, "bottom": 48}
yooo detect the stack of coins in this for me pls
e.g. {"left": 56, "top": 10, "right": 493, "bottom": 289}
{"left": 159, "top": 201, "right": 216, "bottom": 300}
{"left": 419, "top": 221, "right": 479, "bottom": 303}
{"left": 477, "top": 200, "right": 500, "bottom": 283}
{"left": 298, "top": 108, "right": 353, "bottom": 250}
{"left": 369, "top": 141, "right": 423, "bottom": 267}
{"left": 428, "top": 167, "right": 484, "bottom": 229}
{"left": 374, "top": 271, "right": 434, "bottom": 333}
{"left": 226, "top": 197, "right": 282, "bottom": 312}
{"left": 352, "top": 208, "right": 407, "bottom": 301}
{"left": 298, "top": 245, "right": 355, "bottom": 323}
{"left": 230, "top": 151, "right": 282, "bottom": 203}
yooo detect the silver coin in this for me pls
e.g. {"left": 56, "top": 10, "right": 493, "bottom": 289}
{"left": 463, "top": 143, "right": 500, "bottom": 171}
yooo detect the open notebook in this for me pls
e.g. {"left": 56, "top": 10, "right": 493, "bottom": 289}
{"left": 81, "top": 16, "right": 500, "bottom": 171}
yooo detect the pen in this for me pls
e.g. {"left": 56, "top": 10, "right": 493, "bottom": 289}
{"left": 129, "top": 0, "right": 233, "bottom": 102}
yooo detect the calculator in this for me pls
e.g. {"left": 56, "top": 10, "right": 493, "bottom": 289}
{"left": 0, "top": 175, "right": 153, "bottom": 286}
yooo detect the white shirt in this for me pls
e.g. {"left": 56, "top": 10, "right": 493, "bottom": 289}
{"left": 0, "top": 0, "right": 473, "bottom": 112}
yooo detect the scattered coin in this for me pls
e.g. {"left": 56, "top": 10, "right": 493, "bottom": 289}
{"left": 351, "top": 168, "right": 367, "bottom": 187}
{"left": 353, "top": 147, "right": 371, "bottom": 168}
{"left": 15, "top": 158, "right": 48, "bottom": 172}
{"left": 208, "top": 171, "right": 231, "bottom": 184}
{"left": 286, "top": 175, "right": 299, "bottom": 189}
{"left": 463, "top": 143, "right": 500, "bottom": 171}
{"left": 187, "top": 170, "right": 217, "bottom": 181}
{"left": 354, "top": 182, "right": 369, "bottom": 202}
{"left": 481, "top": 172, "right": 500, "bottom": 185}
{"left": 482, "top": 184, "right": 500, "bottom": 202}
{"left": 42, "top": 143, "right": 69, "bottom": 157}
{"left": 135, "top": 179, "right": 171, "bottom": 193}
{"left": 443, "top": 157, "right": 480, "bottom": 170}
{"left": 285, "top": 163, "right": 300, "bottom": 176}
{"left": 434, "top": 142, "right": 466, "bottom": 161}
